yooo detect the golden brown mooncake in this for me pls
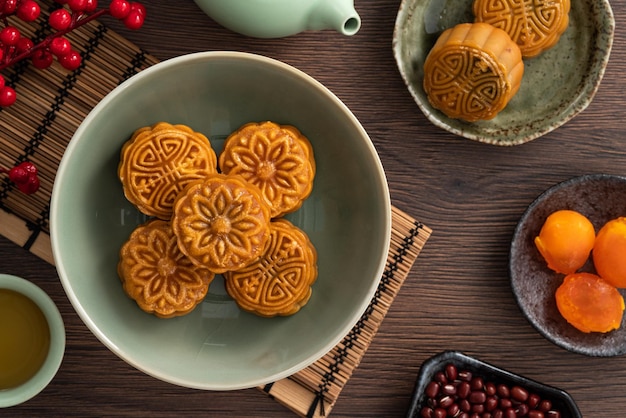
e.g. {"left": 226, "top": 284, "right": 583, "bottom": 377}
{"left": 118, "top": 122, "right": 218, "bottom": 220}
{"left": 118, "top": 219, "right": 215, "bottom": 318}
{"left": 473, "top": 0, "right": 570, "bottom": 58}
{"left": 224, "top": 219, "right": 318, "bottom": 317}
{"left": 171, "top": 173, "right": 271, "bottom": 273}
{"left": 218, "top": 121, "right": 315, "bottom": 218}
{"left": 423, "top": 22, "right": 524, "bottom": 122}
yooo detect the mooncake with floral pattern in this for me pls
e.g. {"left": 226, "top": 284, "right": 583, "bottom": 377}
{"left": 118, "top": 219, "right": 215, "bottom": 318}
{"left": 171, "top": 173, "right": 271, "bottom": 273}
{"left": 219, "top": 121, "right": 315, "bottom": 218}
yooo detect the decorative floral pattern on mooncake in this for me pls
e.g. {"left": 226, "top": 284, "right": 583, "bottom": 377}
{"left": 118, "top": 219, "right": 215, "bottom": 318}
{"left": 219, "top": 121, "right": 315, "bottom": 218}
{"left": 172, "top": 173, "right": 271, "bottom": 273}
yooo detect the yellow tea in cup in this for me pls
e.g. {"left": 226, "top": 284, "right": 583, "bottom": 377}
{"left": 0, "top": 289, "right": 51, "bottom": 390}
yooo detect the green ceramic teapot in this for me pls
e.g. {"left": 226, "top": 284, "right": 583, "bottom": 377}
{"left": 193, "top": 0, "right": 361, "bottom": 38}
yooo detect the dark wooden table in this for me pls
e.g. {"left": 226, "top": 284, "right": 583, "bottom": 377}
{"left": 3, "top": 0, "right": 626, "bottom": 416}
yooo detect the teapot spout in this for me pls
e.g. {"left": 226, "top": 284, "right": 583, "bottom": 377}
{"left": 309, "top": 0, "right": 361, "bottom": 36}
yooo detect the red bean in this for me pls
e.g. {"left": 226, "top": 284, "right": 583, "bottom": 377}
{"left": 511, "top": 386, "right": 529, "bottom": 402}
{"left": 497, "top": 384, "right": 510, "bottom": 398}
{"left": 458, "top": 381, "right": 471, "bottom": 399}
{"left": 538, "top": 400, "right": 552, "bottom": 412}
{"left": 446, "top": 364, "right": 458, "bottom": 381}
{"left": 470, "top": 391, "right": 487, "bottom": 404}
{"left": 471, "top": 377, "right": 484, "bottom": 391}
{"left": 420, "top": 364, "right": 563, "bottom": 418}
{"left": 426, "top": 381, "right": 440, "bottom": 399}
{"left": 439, "top": 395, "right": 454, "bottom": 409}
{"left": 528, "top": 393, "right": 541, "bottom": 409}
{"left": 442, "top": 383, "right": 457, "bottom": 396}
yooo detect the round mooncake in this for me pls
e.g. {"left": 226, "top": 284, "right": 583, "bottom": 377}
{"left": 118, "top": 122, "right": 218, "bottom": 219}
{"left": 219, "top": 121, "right": 315, "bottom": 218}
{"left": 118, "top": 219, "right": 215, "bottom": 318}
{"left": 473, "top": 0, "right": 570, "bottom": 58}
{"left": 423, "top": 22, "right": 524, "bottom": 122}
{"left": 224, "top": 219, "right": 318, "bottom": 317}
{"left": 171, "top": 173, "right": 271, "bottom": 273}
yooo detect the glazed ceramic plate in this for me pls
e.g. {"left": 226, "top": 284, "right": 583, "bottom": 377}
{"left": 406, "top": 351, "right": 582, "bottom": 418}
{"left": 393, "top": 0, "right": 614, "bottom": 145}
{"left": 510, "top": 174, "right": 626, "bottom": 356}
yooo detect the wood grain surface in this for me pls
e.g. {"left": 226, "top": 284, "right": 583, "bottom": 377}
{"left": 3, "top": 0, "right": 626, "bottom": 416}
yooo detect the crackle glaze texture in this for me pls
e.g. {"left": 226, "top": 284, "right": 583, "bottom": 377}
{"left": 510, "top": 174, "right": 626, "bottom": 356}
{"left": 393, "top": 0, "right": 614, "bottom": 145}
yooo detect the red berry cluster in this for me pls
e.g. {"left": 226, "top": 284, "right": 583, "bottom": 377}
{"left": 0, "top": 0, "right": 146, "bottom": 106}
{"left": 1, "top": 161, "right": 40, "bottom": 193}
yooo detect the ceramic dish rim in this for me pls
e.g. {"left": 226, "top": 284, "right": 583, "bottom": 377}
{"left": 0, "top": 273, "right": 66, "bottom": 408}
{"left": 392, "top": 0, "right": 615, "bottom": 145}
{"left": 509, "top": 173, "right": 626, "bottom": 357}
{"left": 50, "top": 51, "right": 392, "bottom": 390}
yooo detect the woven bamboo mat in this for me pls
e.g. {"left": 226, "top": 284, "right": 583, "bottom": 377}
{"left": 0, "top": 2, "right": 432, "bottom": 417}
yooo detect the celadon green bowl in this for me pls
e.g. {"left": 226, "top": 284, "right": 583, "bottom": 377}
{"left": 50, "top": 51, "right": 391, "bottom": 390}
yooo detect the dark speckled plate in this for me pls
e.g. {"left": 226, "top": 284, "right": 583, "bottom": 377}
{"left": 392, "top": 0, "right": 614, "bottom": 146}
{"left": 510, "top": 174, "right": 626, "bottom": 357}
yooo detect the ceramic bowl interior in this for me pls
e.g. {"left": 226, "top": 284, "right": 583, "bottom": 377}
{"left": 406, "top": 351, "right": 582, "bottom": 418}
{"left": 510, "top": 174, "right": 626, "bottom": 357}
{"left": 50, "top": 51, "right": 391, "bottom": 390}
{"left": 392, "top": 0, "right": 614, "bottom": 145}
{"left": 0, "top": 274, "right": 65, "bottom": 408}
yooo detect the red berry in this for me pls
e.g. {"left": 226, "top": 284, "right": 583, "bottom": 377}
{"left": 3, "top": 0, "right": 17, "bottom": 14}
{"left": 50, "top": 37, "right": 72, "bottom": 57}
{"left": 0, "top": 85, "right": 17, "bottom": 107}
{"left": 19, "top": 175, "right": 40, "bottom": 194}
{"left": 123, "top": 4, "right": 146, "bottom": 30}
{"left": 0, "top": 26, "right": 20, "bottom": 46}
{"left": 84, "top": 0, "right": 97, "bottom": 12}
{"left": 16, "top": 0, "right": 40, "bottom": 22}
{"left": 49, "top": 9, "right": 72, "bottom": 31}
{"left": 8, "top": 165, "right": 28, "bottom": 183}
{"left": 31, "top": 49, "right": 53, "bottom": 69}
{"left": 109, "top": 0, "right": 130, "bottom": 19}
{"left": 16, "top": 37, "right": 34, "bottom": 54}
{"left": 58, "top": 50, "right": 81, "bottom": 70}
{"left": 129, "top": 2, "right": 146, "bottom": 16}
{"left": 0, "top": 76, "right": 5, "bottom": 89}
{"left": 67, "top": 0, "right": 88, "bottom": 12}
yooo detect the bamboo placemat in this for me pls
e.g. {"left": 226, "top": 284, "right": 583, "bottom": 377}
{"left": 0, "top": 2, "right": 432, "bottom": 416}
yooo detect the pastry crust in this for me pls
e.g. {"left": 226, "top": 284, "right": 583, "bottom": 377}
{"left": 224, "top": 219, "right": 318, "bottom": 317}
{"left": 171, "top": 173, "right": 271, "bottom": 273}
{"left": 473, "top": 0, "right": 570, "bottom": 58}
{"left": 219, "top": 121, "right": 315, "bottom": 218}
{"left": 118, "top": 219, "right": 215, "bottom": 318}
{"left": 423, "top": 22, "right": 524, "bottom": 122}
{"left": 118, "top": 122, "right": 218, "bottom": 219}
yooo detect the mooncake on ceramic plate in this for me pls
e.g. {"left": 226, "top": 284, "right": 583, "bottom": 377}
{"left": 423, "top": 22, "right": 524, "bottom": 122}
{"left": 118, "top": 219, "right": 215, "bottom": 318}
{"left": 219, "top": 121, "right": 315, "bottom": 219}
{"left": 224, "top": 219, "right": 318, "bottom": 317}
{"left": 118, "top": 122, "right": 218, "bottom": 219}
{"left": 473, "top": 0, "right": 570, "bottom": 58}
{"left": 172, "top": 173, "right": 271, "bottom": 274}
